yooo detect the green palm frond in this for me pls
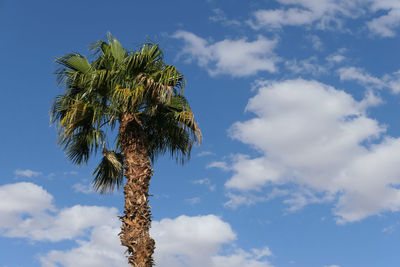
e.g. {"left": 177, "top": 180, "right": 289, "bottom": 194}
{"left": 51, "top": 33, "right": 201, "bottom": 193}
{"left": 92, "top": 149, "right": 124, "bottom": 194}
{"left": 60, "top": 127, "right": 105, "bottom": 165}
{"left": 107, "top": 34, "right": 127, "bottom": 63}
{"left": 169, "top": 95, "right": 201, "bottom": 135}
{"left": 55, "top": 53, "right": 91, "bottom": 85}
{"left": 141, "top": 95, "right": 201, "bottom": 163}
{"left": 56, "top": 53, "right": 91, "bottom": 73}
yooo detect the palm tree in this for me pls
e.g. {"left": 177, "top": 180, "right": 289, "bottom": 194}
{"left": 51, "top": 34, "right": 201, "bottom": 266}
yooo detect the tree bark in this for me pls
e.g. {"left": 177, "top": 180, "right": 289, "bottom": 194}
{"left": 119, "top": 113, "right": 155, "bottom": 267}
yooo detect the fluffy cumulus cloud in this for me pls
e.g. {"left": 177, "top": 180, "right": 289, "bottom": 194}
{"left": 40, "top": 225, "right": 126, "bottom": 267}
{"left": 152, "top": 215, "right": 274, "bottom": 267}
{"left": 225, "top": 79, "right": 400, "bottom": 223}
{"left": 43, "top": 214, "right": 275, "bottom": 267}
{"left": 248, "top": 0, "right": 400, "bottom": 37}
{"left": 0, "top": 182, "right": 54, "bottom": 230}
{"left": 173, "top": 30, "right": 279, "bottom": 77}
{"left": 0, "top": 182, "right": 272, "bottom": 267}
{"left": 152, "top": 215, "right": 235, "bottom": 266}
{"left": 0, "top": 183, "right": 119, "bottom": 242}
{"left": 0, "top": 182, "right": 125, "bottom": 266}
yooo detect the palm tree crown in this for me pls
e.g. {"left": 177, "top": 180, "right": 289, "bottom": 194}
{"left": 51, "top": 34, "right": 201, "bottom": 193}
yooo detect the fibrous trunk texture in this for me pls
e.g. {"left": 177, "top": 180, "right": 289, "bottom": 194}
{"left": 119, "top": 113, "right": 155, "bottom": 267}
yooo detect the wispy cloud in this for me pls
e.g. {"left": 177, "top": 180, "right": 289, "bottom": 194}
{"left": 197, "top": 151, "right": 215, "bottom": 157}
{"left": 185, "top": 197, "right": 201, "bottom": 205}
{"left": 285, "top": 56, "right": 327, "bottom": 76}
{"left": 72, "top": 183, "right": 94, "bottom": 194}
{"left": 209, "top": 8, "right": 241, "bottom": 27}
{"left": 206, "top": 161, "right": 230, "bottom": 171}
{"left": 338, "top": 66, "right": 400, "bottom": 93}
{"left": 63, "top": 171, "right": 78, "bottom": 175}
{"left": 382, "top": 221, "right": 400, "bottom": 234}
{"left": 326, "top": 48, "right": 347, "bottom": 63}
{"left": 307, "top": 34, "right": 323, "bottom": 51}
{"left": 14, "top": 169, "right": 41, "bottom": 178}
{"left": 193, "top": 178, "right": 216, "bottom": 191}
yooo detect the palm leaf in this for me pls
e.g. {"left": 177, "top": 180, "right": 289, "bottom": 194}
{"left": 52, "top": 33, "right": 201, "bottom": 193}
{"left": 92, "top": 149, "right": 124, "bottom": 194}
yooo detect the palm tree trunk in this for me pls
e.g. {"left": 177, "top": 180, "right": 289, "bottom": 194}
{"left": 119, "top": 113, "right": 155, "bottom": 267}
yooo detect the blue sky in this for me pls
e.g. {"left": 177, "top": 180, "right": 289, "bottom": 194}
{"left": 2, "top": 0, "right": 400, "bottom": 266}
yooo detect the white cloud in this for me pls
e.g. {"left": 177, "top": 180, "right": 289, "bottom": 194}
{"left": 0, "top": 182, "right": 273, "bottom": 267}
{"left": 283, "top": 49, "right": 347, "bottom": 77}
{"left": 338, "top": 66, "right": 400, "bottom": 93}
{"left": 196, "top": 151, "right": 215, "bottom": 157}
{"left": 326, "top": 48, "right": 347, "bottom": 64}
{"left": 193, "top": 178, "right": 216, "bottom": 191}
{"left": 368, "top": 1, "right": 400, "bottom": 37}
{"left": 383, "top": 70, "right": 400, "bottom": 93}
{"left": 0, "top": 182, "right": 126, "bottom": 266}
{"left": 307, "top": 34, "right": 323, "bottom": 50}
{"left": 0, "top": 185, "right": 119, "bottom": 242}
{"left": 152, "top": 215, "right": 235, "bottom": 264}
{"left": 324, "top": 265, "right": 340, "bottom": 267}
{"left": 285, "top": 57, "right": 327, "bottom": 75}
{"left": 40, "top": 225, "right": 126, "bottom": 267}
{"left": 29, "top": 205, "right": 119, "bottom": 242}
{"left": 44, "top": 214, "right": 275, "bottom": 267}
{"left": 207, "top": 161, "right": 230, "bottom": 171}
{"left": 151, "top": 215, "right": 274, "bottom": 267}
{"left": 249, "top": 0, "right": 400, "bottom": 37}
{"left": 338, "top": 67, "right": 385, "bottom": 88}
{"left": 193, "top": 178, "right": 212, "bottom": 185}
{"left": 73, "top": 183, "right": 94, "bottom": 194}
{"left": 64, "top": 171, "right": 78, "bottom": 175}
{"left": 249, "top": 7, "right": 318, "bottom": 29}
{"left": 327, "top": 54, "right": 345, "bottom": 63}
{"left": 209, "top": 8, "right": 241, "bottom": 26}
{"left": 248, "top": 0, "right": 359, "bottom": 30}
{"left": 226, "top": 79, "right": 400, "bottom": 223}
{"left": 212, "top": 248, "right": 274, "bottom": 267}
{"left": 186, "top": 197, "right": 201, "bottom": 205}
{"left": 382, "top": 221, "right": 400, "bottom": 233}
{"left": 173, "top": 31, "right": 279, "bottom": 77}
{"left": 252, "top": 247, "right": 273, "bottom": 258}
{"left": 0, "top": 182, "right": 54, "bottom": 229}
{"left": 224, "top": 192, "right": 268, "bottom": 209}
{"left": 225, "top": 155, "right": 282, "bottom": 191}
{"left": 42, "top": 214, "right": 275, "bottom": 267}
{"left": 14, "top": 169, "right": 41, "bottom": 178}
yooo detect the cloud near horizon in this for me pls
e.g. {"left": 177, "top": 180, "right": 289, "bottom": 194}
{"left": 0, "top": 182, "right": 273, "bottom": 267}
